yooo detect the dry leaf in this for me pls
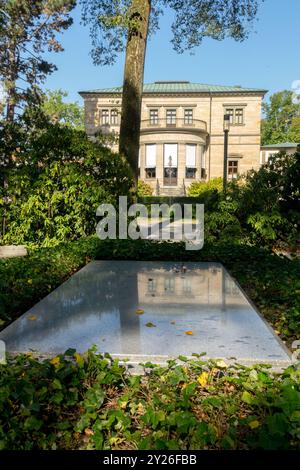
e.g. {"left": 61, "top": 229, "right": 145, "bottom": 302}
{"left": 185, "top": 331, "right": 194, "bottom": 336}
{"left": 170, "top": 321, "right": 176, "bottom": 325}
{"left": 135, "top": 309, "right": 144, "bottom": 315}
{"left": 28, "top": 315, "right": 37, "bottom": 321}
{"left": 84, "top": 428, "right": 94, "bottom": 436}
{"left": 215, "top": 359, "right": 228, "bottom": 369}
{"left": 145, "top": 322, "right": 156, "bottom": 328}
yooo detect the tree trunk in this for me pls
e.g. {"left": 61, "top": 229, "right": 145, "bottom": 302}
{"left": 119, "top": 0, "right": 151, "bottom": 190}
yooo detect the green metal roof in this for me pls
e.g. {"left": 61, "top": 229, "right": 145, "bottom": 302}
{"left": 261, "top": 142, "right": 299, "bottom": 149}
{"left": 79, "top": 81, "right": 267, "bottom": 95}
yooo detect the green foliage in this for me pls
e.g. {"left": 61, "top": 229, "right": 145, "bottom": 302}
{"left": 137, "top": 180, "right": 153, "bottom": 197}
{"left": 188, "top": 177, "right": 223, "bottom": 198}
{"left": 0, "top": 124, "right": 133, "bottom": 246}
{"left": 0, "top": 0, "right": 76, "bottom": 121}
{"left": 80, "top": 0, "right": 261, "bottom": 66}
{"left": 0, "top": 350, "right": 299, "bottom": 450}
{"left": 42, "top": 89, "right": 84, "bottom": 130}
{"left": 262, "top": 90, "right": 300, "bottom": 145}
{"left": 233, "top": 152, "right": 300, "bottom": 247}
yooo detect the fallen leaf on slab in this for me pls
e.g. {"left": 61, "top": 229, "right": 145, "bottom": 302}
{"left": 145, "top": 322, "right": 156, "bottom": 328}
{"left": 170, "top": 321, "right": 176, "bottom": 325}
{"left": 135, "top": 309, "right": 144, "bottom": 315}
{"left": 28, "top": 315, "right": 37, "bottom": 321}
{"left": 215, "top": 359, "right": 228, "bottom": 369}
{"left": 185, "top": 331, "right": 194, "bottom": 336}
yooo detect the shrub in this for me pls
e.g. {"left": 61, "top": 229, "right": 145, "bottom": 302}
{"left": 232, "top": 152, "right": 300, "bottom": 248}
{"left": 137, "top": 180, "right": 153, "bottom": 197}
{"left": 0, "top": 125, "right": 133, "bottom": 247}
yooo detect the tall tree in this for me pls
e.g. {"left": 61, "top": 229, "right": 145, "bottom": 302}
{"left": 262, "top": 90, "right": 300, "bottom": 145}
{"left": 43, "top": 89, "right": 84, "bottom": 130}
{"left": 81, "top": 0, "right": 262, "bottom": 186}
{"left": 0, "top": 0, "right": 76, "bottom": 124}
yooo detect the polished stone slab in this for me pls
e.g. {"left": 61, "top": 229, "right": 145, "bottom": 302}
{"left": 0, "top": 261, "right": 292, "bottom": 366}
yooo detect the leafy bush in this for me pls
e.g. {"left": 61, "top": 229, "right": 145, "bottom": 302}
{"left": 0, "top": 125, "right": 133, "bottom": 247}
{"left": 188, "top": 177, "right": 223, "bottom": 197}
{"left": 233, "top": 152, "right": 300, "bottom": 248}
{"left": 137, "top": 180, "right": 153, "bottom": 197}
{"left": 0, "top": 350, "right": 299, "bottom": 450}
{"left": 187, "top": 177, "right": 223, "bottom": 210}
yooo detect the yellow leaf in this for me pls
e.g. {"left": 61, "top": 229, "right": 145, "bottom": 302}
{"left": 137, "top": 402, "right": 144, "bottom": 415}
{"left": 197, "top": 371, "right": 209, "bottom": 387}
{"left": 28, "top": 315, "right": 37, "bottom": 321}
{"left": 74, "top": 352, "right": 84, "bottom": 367}
{"left": 27, "top": 279, "right": 33, "bottom": 285}
{"left": 185, "top": 330, "right": 193, "bottom": 336}
{"left": 249, "top": 420, "right": 260, "bottom": 429}
{"left": 50, "top": 356, "right": 60, "bottom": 366}
{"left": 135, "top": 309, "right": 144, "bottom": 315}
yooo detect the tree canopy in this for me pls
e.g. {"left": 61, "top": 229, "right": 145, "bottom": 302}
{"left": 0, "top": 0, "right": 76, "bottom": 122}
{"left": 262, "top": 90, "right": 300, "bottom": 145}
{"left": 42, "top": 89, "right": 84, "bottom": 130}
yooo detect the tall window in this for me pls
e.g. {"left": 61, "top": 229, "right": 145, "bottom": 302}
{"left": 101, "top": 109, "right": 109, "bottom": 125}
{"left": 149, "top": 109, "right": 159, "bottom": 125}
{"left": 185, "top": 144, "right": 197, "bottom": 178}
{"left": 145, "top": 144, "right": 156, "bottom": 179}
{"left": 184, "top": 109, "right": 193, "bottom": 124}
{"left": 225, "top": 108, "right": 234, "bottom": 124}
{"left": 235, "top": 108, "right": 244, "bottom": 125}
{"left": 166, "top": 109, "right": 177, "bottom": 125}
{"left": 111, "top": 109, "right": 119, "bottom": 125}
{"left": 228, "top": 160, "right": 238, "bottom": 179}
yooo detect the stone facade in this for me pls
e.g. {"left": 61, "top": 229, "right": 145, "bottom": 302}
{"left": 79, "top": 81, "right": 267, "bottom": 195}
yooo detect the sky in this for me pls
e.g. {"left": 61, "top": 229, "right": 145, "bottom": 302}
{"left": 43, "top": 0, "right": 300, "bottom": 106}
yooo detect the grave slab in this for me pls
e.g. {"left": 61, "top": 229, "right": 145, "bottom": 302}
{"left": 0, "top": 261, "right": 292, "bottom": 367}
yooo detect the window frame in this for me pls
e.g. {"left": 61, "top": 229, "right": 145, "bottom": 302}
{"left": 228, "top": 160, "right": 239, "bottom": 179}
{"left": 145, "top": 167, "right": 156, "bottom": 179}
{"left": 149, "top": 108, "right": 159, "bottom": 125}
{"left": 166, "top": 108, "right": 177, "bottom": 125}
{"left": 184, "top": 108, "right": 194, "bottom": 125}
{"left": 100, "top": 109, "right": 110, "bottom": 125}
{"left": 110, "top": 109, "right": 119, "bottom": 125}
{"left": 225, "top": 106, "right": 245, "bottom": 126}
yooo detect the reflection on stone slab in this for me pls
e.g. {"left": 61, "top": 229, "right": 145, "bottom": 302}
{"left": 0, "top": 261, "right": 292, "bottom": 365}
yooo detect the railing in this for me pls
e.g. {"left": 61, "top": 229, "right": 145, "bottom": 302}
{"left": 140, "top": 118, "right": 207, "bottom": 132}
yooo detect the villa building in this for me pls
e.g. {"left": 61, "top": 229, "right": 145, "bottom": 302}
{"left": 79, "top": 81, "right": 267, "bottom": 195}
